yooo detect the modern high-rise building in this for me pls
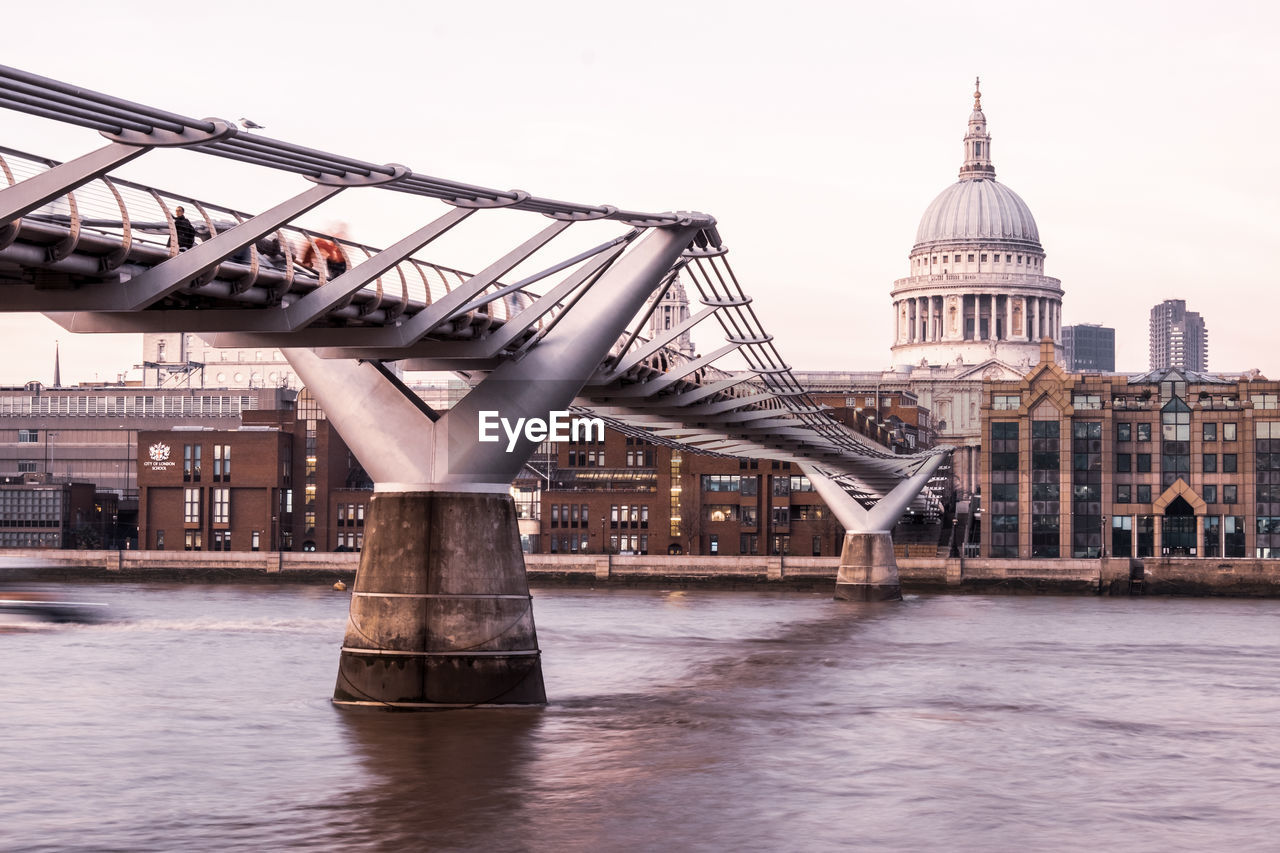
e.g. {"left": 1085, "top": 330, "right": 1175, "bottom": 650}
{"left": 1062, "top": 324, "right": 1115, "bottom": 372}
{"left": 1149, "top": 299, "right": 1208, "bottom": 372}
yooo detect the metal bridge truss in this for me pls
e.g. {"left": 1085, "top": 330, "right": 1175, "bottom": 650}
{"left": 0, "top": 64, "right": 948, "bottom": 523}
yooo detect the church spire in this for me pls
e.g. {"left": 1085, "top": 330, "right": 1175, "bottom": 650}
{"left": 53, "top": 340, "right": 61, "bottom": 388}
{"left": 959, "top": 77, "right": 995, "bottom": 180}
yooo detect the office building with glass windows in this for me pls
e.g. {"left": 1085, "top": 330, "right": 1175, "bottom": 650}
{"left": 981, "top": 340, "right": 1280, "bottom": 559}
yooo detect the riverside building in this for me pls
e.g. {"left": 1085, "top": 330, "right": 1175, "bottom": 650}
{"left": 981, "top": 341, "right": 1280, "bottom": 559}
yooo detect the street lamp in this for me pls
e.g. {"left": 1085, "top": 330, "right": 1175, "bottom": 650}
{"left": 1101, "top": 513, "right": 1107, "bottom": 559}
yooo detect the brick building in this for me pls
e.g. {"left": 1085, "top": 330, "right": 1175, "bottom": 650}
{"left": 538, "top": 423, "right": 874, "bottom": 557}
{"left": 980, "top": 341, "right": 1280, "bottom": 559}
{"left": 0, "top": 474, "right": 117, "bottom": 548}
{"left": 137, "top": 389, "right": 371, "bottom": 552}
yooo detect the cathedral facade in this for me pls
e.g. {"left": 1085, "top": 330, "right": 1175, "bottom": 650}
{"left": 891, "top": 80, "right": 1064, "bottom": 496}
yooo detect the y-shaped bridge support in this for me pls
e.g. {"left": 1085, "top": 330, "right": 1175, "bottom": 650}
{"left": 286, "top": 221, "right": 701, "bottom": 708}
{"left": 800, "top": 454, "right": 948, "bottom": 601}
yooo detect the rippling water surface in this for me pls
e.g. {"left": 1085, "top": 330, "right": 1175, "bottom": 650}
{"left": 4, "top": 583, "right": 1280, "bottom": 851}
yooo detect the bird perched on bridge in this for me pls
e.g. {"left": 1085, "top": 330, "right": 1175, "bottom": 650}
{"left": 236, "top": 117, "right": 265, "bottom": 130}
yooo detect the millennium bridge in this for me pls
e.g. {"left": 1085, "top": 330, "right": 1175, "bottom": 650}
{"left": 0, "top": 64, "right": 949, "bottom": 707}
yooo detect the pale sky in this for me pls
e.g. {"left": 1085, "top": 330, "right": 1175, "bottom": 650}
{"left": 2, "top": 0, "right": 1277, "bottom": 385}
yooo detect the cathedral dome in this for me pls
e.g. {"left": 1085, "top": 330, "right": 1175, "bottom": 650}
{"left": 890, "top": 79, "right": 1064, "bottom": 372}
{"left": 914, "top": 179, "right": 1040, "bottom": 250}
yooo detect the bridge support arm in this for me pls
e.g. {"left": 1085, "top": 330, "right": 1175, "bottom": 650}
{"left": 281, "top": 220, "right": 700, "bottom": 709}
{"left": 801, "top": 452, "right": 949, "bottom": 602}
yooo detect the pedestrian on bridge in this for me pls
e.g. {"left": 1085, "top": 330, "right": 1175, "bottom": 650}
{"left": 172, "top": 206, "right": 196, "bottom": 252}
{"left": 298, "top": 226, "right": 348, "bottom": 279}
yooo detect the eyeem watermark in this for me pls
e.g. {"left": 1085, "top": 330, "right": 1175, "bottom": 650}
{"left": 479, "top": 411, "right": 605, "bottom": 452}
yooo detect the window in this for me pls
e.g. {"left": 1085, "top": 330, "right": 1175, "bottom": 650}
{"left": 1115, "top": 453, "right": 1131, "bottom": 473}
{"left": 184, "top": 530, "right": 202, "bottom": 551}
{"left": 1203, "top": 516, "right": 1221, "bottom": 558}
{"left": 1203, "top": 423, "right": 1217, "bottom": 442}
{"left": 1112, "top": 516, "right": 1133, "bottom": 558}
{"left": 1137, "top": 454, "right": 1151, "bottom": 473}
{"left": 1137, "top": 484, "right": 1152, "bottom": 503}
{"left": 1116, "top": 484, "right": 1131, "bottom": 503}
{"left": 18, "top": 429, "right": 38, "bottom": 443}
{"left": 771, "top": 506, "right": 790, "bottom": 527}
{"left": 1071, "top": 421, "right": 1103, "bottom": 557}
{"left": 213, "top": 444, "right": 231, "bottom": 481}
{"left": 1224, "top": 485, "right": 1237, "bottom": 504}
{"left": 1203, "top": 484, "right": 1217, "bottom": 504}
{"left": 772, "top": 476, "right": 790, "bottom": 497}
{"left": 16, "top": 461, "right": 36, "bottom": 473}
{"left": 1223, "top": 422, "right": 1237, "bottom": 441}
{"left": 1251, "top": 394, "right": 1279, "bottom": 410}
{"left": 1031, "top": 420, "right": 1060, "bottom": 557}
{"left": 211, "top": 531, "right": 231, "bottom": 552}
{"left": 1072, "top": 394, "right": 1102, "bottom": 410}
{"left": 1223, "top": 454, "right": 1237, "bottom": 473}
{"left": 701, "top": 474, "right": 740, "bottom": 492}
{"left": 967, "top": 254, "right": 975, "bottom": 262}
{"left": 212, "top": 488, "right": 230, "bottom": 524}
{"left": 251, "top": 531, "right": 261, "bottom": 552}
{"left": 1225, "top": 516, "right": 1246, "bottom": 557}
{"left": 988, "top": 420, "right": 1019, "bottom": 554}
{"left": 184, "top": 488, "right": 200, "bottom": 523}
{"left": 1203, "top": 454, "right": 1217, "bottom": 473}
{"left": 1137, "top": 423, "right": 1152, "bottom": 442}
{"left": 1116, "top": 422, "right": 1131, "bottom": 442}
{"left": 992, "top": 395, "right": 1020, "bottom": 410}
{"left": 705, "top": 505, "right": 739, "bottom": 522}
{"left": 788, "top": 475, "right": 814, "bottom": 493}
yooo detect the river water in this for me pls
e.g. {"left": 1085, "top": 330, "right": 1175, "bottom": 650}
{"left": 3, "top": 584, "right": 1280, "bottom": 852}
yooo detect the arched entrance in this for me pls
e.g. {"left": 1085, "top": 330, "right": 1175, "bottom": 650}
{"left": 1162, "top": 496, "right": 1196, "bottom": 556}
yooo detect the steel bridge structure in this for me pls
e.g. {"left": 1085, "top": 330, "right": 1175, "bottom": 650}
{"left": 0, "top": 65, "right": 949, "bottom": 707}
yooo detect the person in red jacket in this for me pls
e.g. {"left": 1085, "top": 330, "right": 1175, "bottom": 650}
{"left": 299, "top": 226, "right": 348, "bottom": 278}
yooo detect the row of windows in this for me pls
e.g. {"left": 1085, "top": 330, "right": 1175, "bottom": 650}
{"left": 182, "top": 444, "right": 232, "bottom": 482}
{"left": 336, "top": 532, "right": 364, "bottom": 551}
{"left": 0, "top": 531, "right": 61, "bottom": 546}
{"left": 917, "top": 253, "right": 1040, "bottom": 266}
{"left": 0, "top": 395, "right": 255, "bottom": 416}
{"left": 549, "top": 533, "right": 592, "bottom": 553}
{"left": 701, "top": 474, "right": 807, "bottom": 495}
{"left": 335, "top": 503, "right": 366, "bottom": 526}
{"left": 550, "top": 503, "right": 591, "bottom": 528}
{"left": 566, "top": 450, "right": 605, "bottom": 467}
{"left": 183, "top": 487, "right": 230, "bottom": 524}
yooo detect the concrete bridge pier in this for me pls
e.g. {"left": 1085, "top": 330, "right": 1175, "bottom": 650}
{"left": 334, "top": 489, "right": 545, "bottom": 708}
{"left": 801, "top": 453, "right": 948, "bottom": 602}
{"left": 833, "top": 531, "right": 903, "bottom": 602}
